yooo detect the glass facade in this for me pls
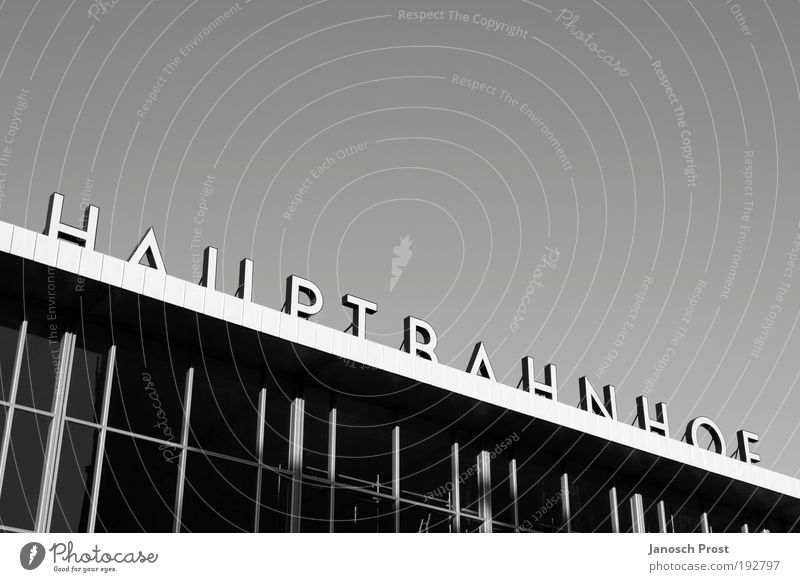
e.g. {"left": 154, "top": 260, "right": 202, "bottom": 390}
{"left": 0, "top": 313, "right": 794, "bottom": 533}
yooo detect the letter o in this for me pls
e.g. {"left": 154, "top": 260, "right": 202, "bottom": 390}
{"left": 685, "top": 416, "right": 727, "bottom": 456}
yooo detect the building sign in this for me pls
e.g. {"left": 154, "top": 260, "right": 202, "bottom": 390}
{"left": 40, "top": 193, "right": 761, "bottom": 465}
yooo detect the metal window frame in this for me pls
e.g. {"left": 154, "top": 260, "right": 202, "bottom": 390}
{"left": 172, "top": 364, "right": 195, "bottom": 533}
{"left": 0, "top": 320, "right": 27, "bottom": 505}
{"left": 37, "top": 331, "right": 77, "bottom": 532}
{"left": 86, "top": 345, "right": 116, "bottom": 532}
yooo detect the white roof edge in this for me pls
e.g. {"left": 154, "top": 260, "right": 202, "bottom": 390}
{"left": 2, "top": 219, "right": 799, "bottom": 500}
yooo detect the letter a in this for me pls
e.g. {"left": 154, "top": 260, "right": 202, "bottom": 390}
{"left": 128, "top": 227, "right": 166, "bottom": 271}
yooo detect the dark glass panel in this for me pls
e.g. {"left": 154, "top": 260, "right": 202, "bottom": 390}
{"left": 399, "top": 415, "right": 451, "bottom": 511}
{"left": 0, "top": 411, "right": 50, "bottom": 530}
{"left": 66, "top": 342, "right": 107, "bottom": 424}
{"left": 300, "top": 478, "right": 330, "bottom": 532}
{"left": 302, "top": 386, "right": 331, "bottom": 477}
{"left": 188, "top": 359, "right": 259, "bottom": 461}
{"left": 333, "top": 487, "right": 394, "bottom": 532}
{"left": 642, "top": 494, "right": 661, "bottom": 533}
{"left": 16, "top": 332, "right": 59, "bottom": 411}
{"left": 489, "top": 439, "right": 516, "bottom": 525}
{"left": 399, "top": 503, "right": 453, "bottom": 532}
{"left": 569, "top": 471, "right": 613, "bottom": 533}
{"left": 0, "top": 323, "right": 20, "bottom": 403}
{"left": 50, "top": 422, "right": 98, "bottom": 532}
{"left": 461, "top": 517, "right": 484, "bottom": 533}
{"left": 108, "top": 335, "right": 186, "bottom": 444}
{"left": 181, "top": 452, "right": 257, "bottom": 532}
{"left": 663, "top": 500, "right": 700, "bottom": 533}
{"left": 95, "top": 433, "right": 179, "bottom": 532}
{"left": 258, "top": 467, "right": 290, "bottom": 532}
{"left": 336, "top": 396, "right": 392, "bottom": 490}
{"left": 516, "top": 452, "right": 562, "bottom": 532}
{"left": 263, "top": 381, "right": 292, "bottom": 470}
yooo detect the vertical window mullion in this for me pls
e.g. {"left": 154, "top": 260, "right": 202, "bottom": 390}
{"left": 0, "top": 320, "right": 27, "bottom": 502}
{"left": 560, "top": 471, "right": 571, "bottom": 533}
{"left": 477, "top": 449, "right": 492, "bottom": 532}
{"left": 254, "top": 386, "right": 267, "bottom": 533}
{"left": 509, "top": 456, "right": 519, "bottom": 530}
{"left": 657, "top": 500, "right": 668, "bottom": 533}
{"left": 327, "top": 395, "right": 336, "bottom": 533}
{"left": 38, "top": 331, "right": 77, "bottom": 532}
{"left": 609, "top": 486, "right": 620, "bottom": 533}
{"left": 87, "top": 344, "right": 116, "bottom": 533}
{"left": 287, "top": 385, "right": 304, "bottom": 533}
{"left": 172, "top": 364, "right": 194, "bottom": 533}
{"left": 391, "top": 423, "right": 400, "bottom": 533}
{"left": 451, "top": 439, "right": 461, "bottom": 533}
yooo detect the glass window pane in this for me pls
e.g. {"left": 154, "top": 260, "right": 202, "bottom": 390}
{"left": 399, "top": 503, "right": 453, "bottom": 533}
{"left": 0, "top": 323, "right": 20, "bottom": 403}
{"left": 16, "top": 332, "right": 59, "bottom": 411}
{"left": 258, "top": 467, "right": 290, "bottom": 532}
{"left": 333, "top": 487, "right": 394, "bottom": 532}
{"left": 95, "top": 433, "right": 179, "bottom": 532}
{"left": 66, "top": 341, "right": 107, "bottom": 424}
{"left": 516, "top": 453, "right": 562, "bottom": 532}
{"left": 300, "top": 478, "right": 330, "bottom": 532}
{"left": 180, "top": 452, "right": 257, "bottom": 532}
{"left": 302, "top": 386, "right": 330, "bottom": 477}
{"left": 50, "top": 422, "right": 99, "bottom": 532}
{"left": 399, "top": 416, "right": 451, "bottom": 510}
{"left": 0, "top": 410, "right": 51, "bottom": 530}
{"left": 108, "top": 337, "right": 186, "bottom": 444}
{"left": 489, "top": 440, "right": 516, "bottom": 525}
{"left": 188, "top": 360, "right": 259, "bottom": 462}
{"left": 336, "top": 395, "right": 393, "bottom": 491}
{"left": 569, "top": 469, "right": 613, "bottom": 533}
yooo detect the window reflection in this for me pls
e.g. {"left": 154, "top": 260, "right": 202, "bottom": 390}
{"left": 0, "top": 410, "right": 50, "bottom": 530}
{"left": 0, "top": 323, "right": 20, "bottom": 404}
{"left": 50, "top": 422, "right": 98, "bottom": 532}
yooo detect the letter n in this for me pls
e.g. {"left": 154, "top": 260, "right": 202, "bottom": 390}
{"left": 578, "top": 377, "right": 617, "bottom": 420}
